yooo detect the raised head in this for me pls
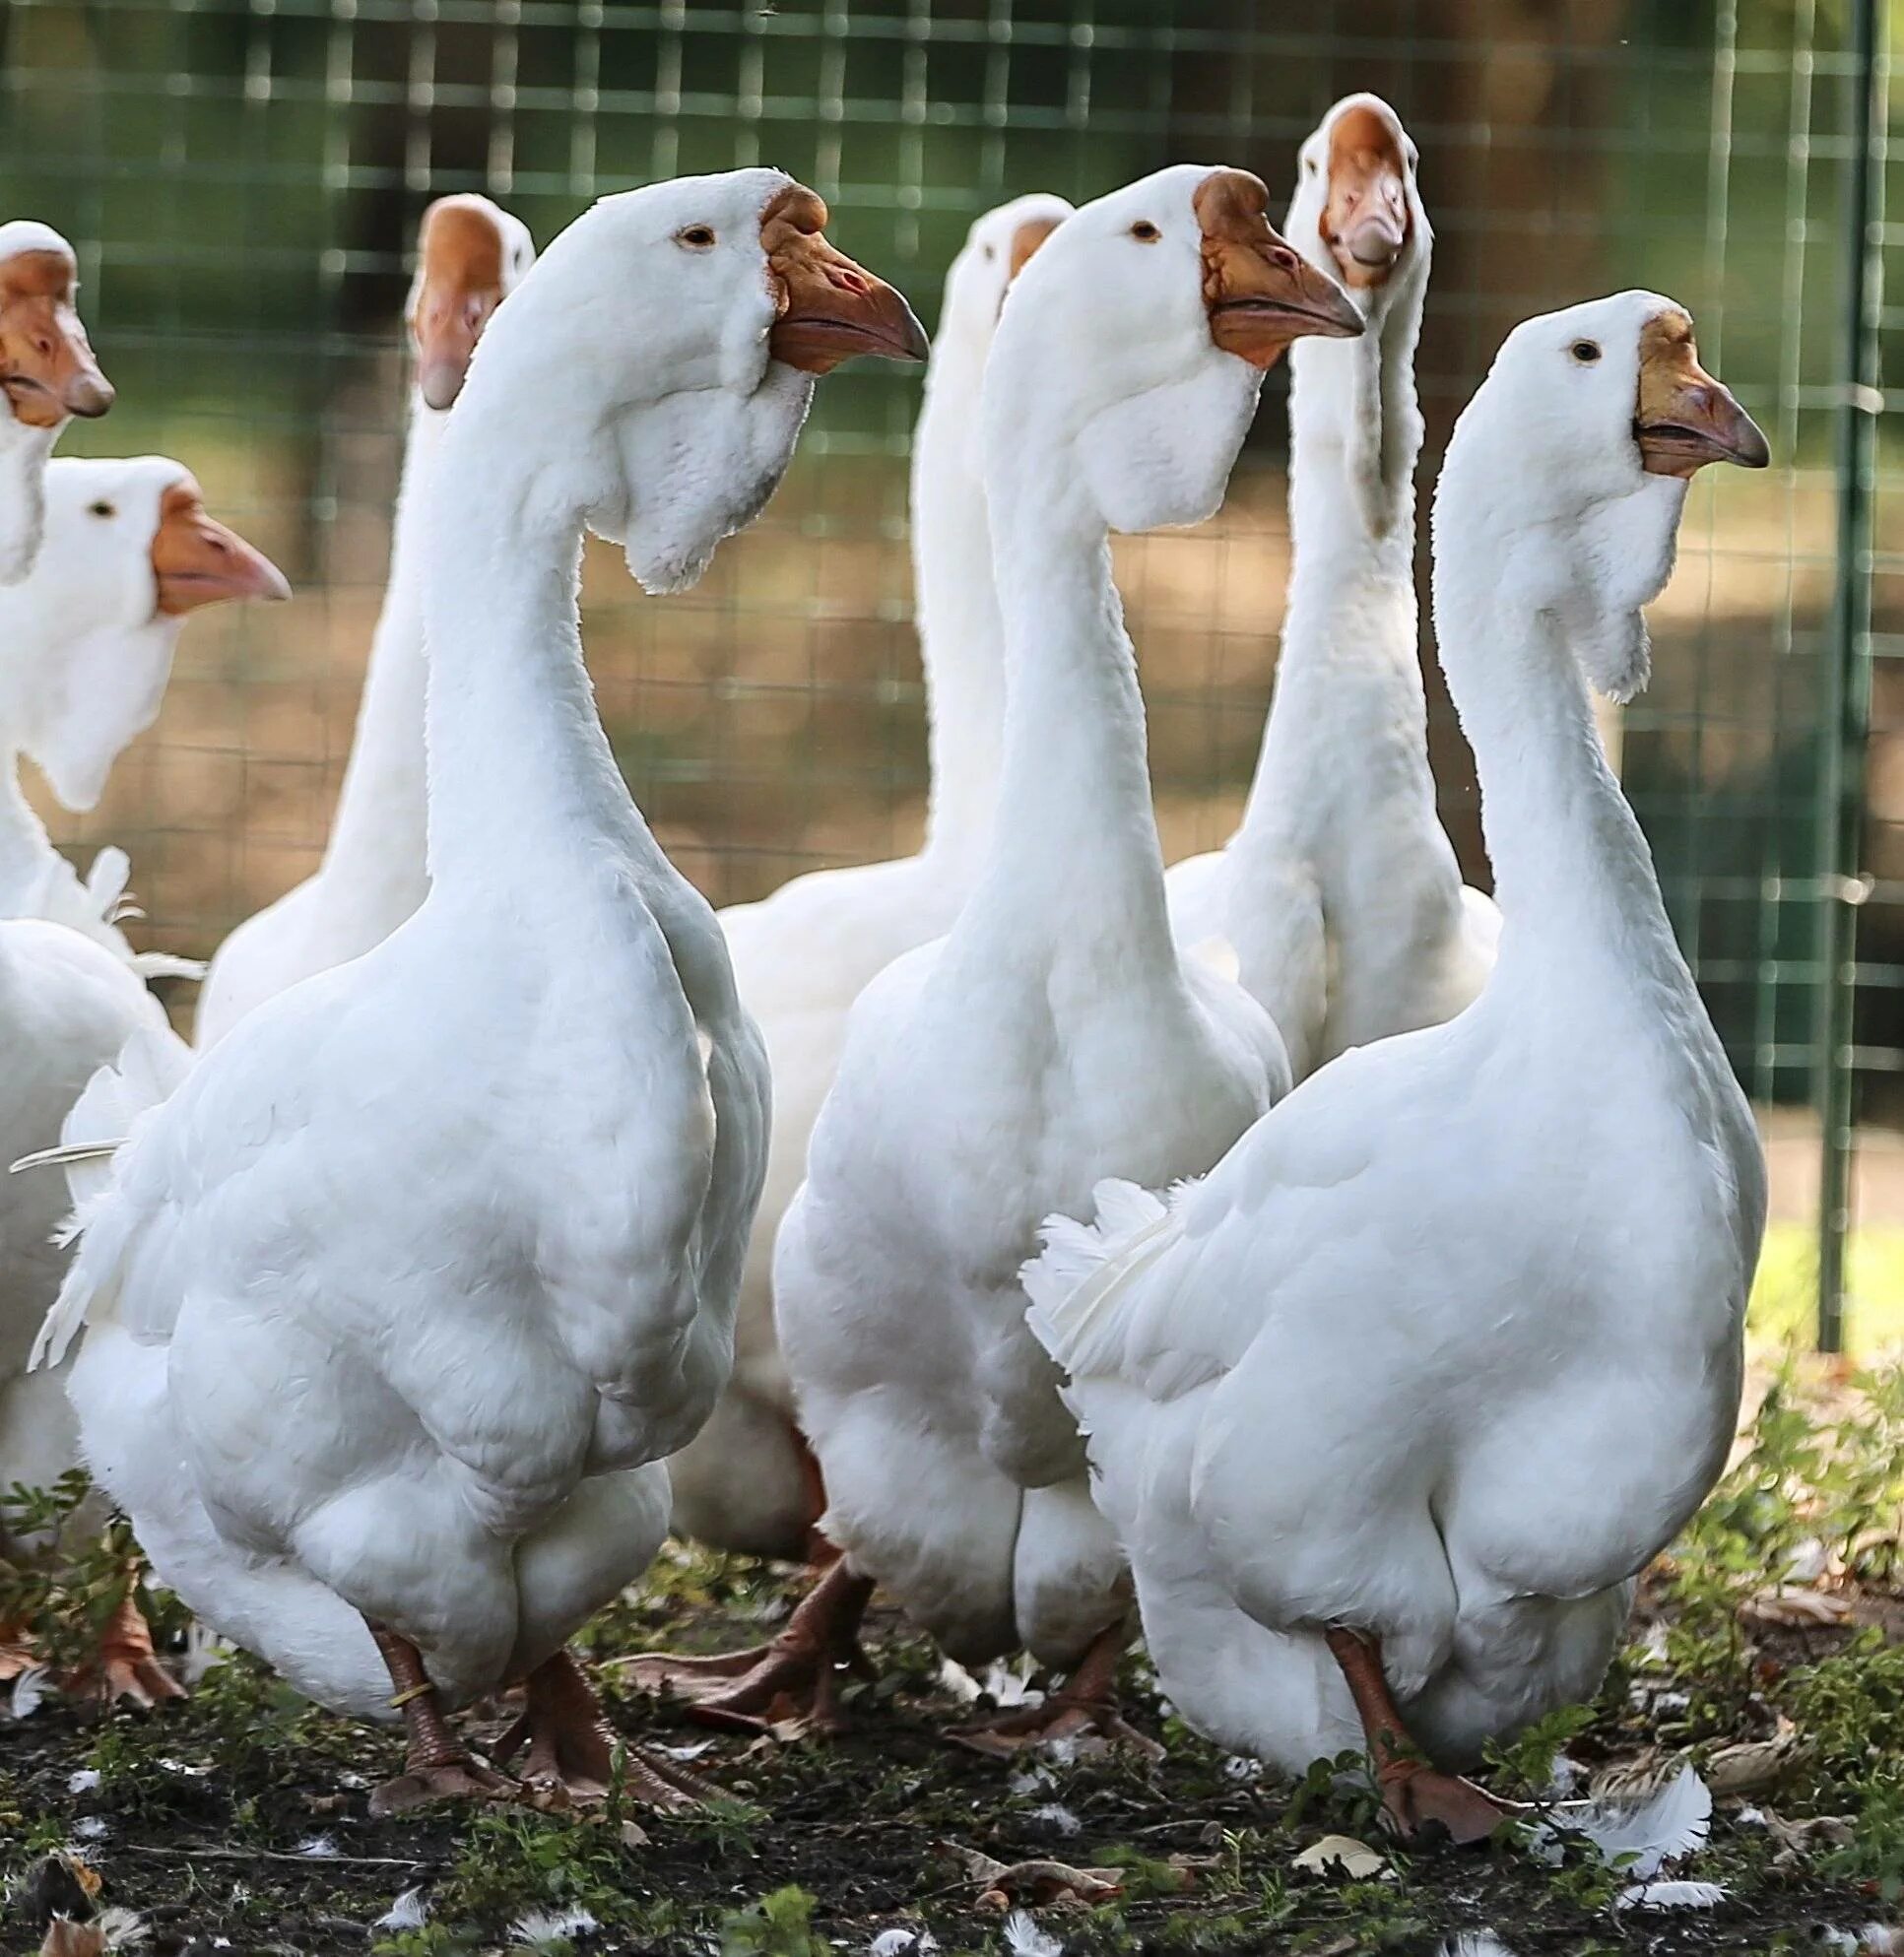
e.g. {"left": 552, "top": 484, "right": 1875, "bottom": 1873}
{"left": 4, "top": 457, "right": 288, "bottom": 807}
{"left": 986, "top": 163, "right": 1359, "bottom": 535}
{"left": 0, "top": 223, "right": 112, "bottom": 430}
{"left": 939, "top": 193, "right": 1074, "bottom": 346}
{"left": 1289, "top": 94, "right": 1422, "bottom": 296}
{"left": 408, "top": 194, "right": 535, "bottom": 411}
{"left": 450, "top": 168, "right": 927, "bottom": 594}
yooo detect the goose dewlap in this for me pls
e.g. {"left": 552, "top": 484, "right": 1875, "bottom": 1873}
{"left": 1321, "top": 100, "right": 1412, "bottom": 288}
{"left": 762, "top": 182, "right": 930, "bottom": 373}
{"left": 1634, "top": 309, "right": 1769, "bottom": 477}
{"left": 410, "top": 197, "right": 511, "bottom": 412}
{"left": 1194, "top": 166, "right": 1363, "bottom": 368}
{"left": 150, "top": 476, "right": 291, "bottom": 616}
{"left": 0, "top": 235, "right": 112, "bottom": 428}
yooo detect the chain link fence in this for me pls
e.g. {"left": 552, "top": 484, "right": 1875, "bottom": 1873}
{"left": 1, "top": 0, "right": 1894, "bottom": 1349}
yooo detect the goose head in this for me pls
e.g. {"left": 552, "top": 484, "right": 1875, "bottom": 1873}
{"left": 1289, "top": 94, "right": 1425, "bottom": 306}
{"left": 0, "top": 224, "right": 112, "bottom": 431}
{"left": 0, "top": 223, "right": 113, "bottom": 585}
{"left": 943, "top": 193, "right": 1075, "bottom": 338}
{"left": 1, "top": 456, "right": 289, "bottom": 807}
{"left": 459, "top": 167, "right": 927, "bottom": 594}
{"left": 407, "top": 194, "right": 536, "bottom": 412}
{"left": 985, "top": 163, "right": 1360, "bottom": 535}
{"left": 1443, "top": 291, "right": 1767, "bottom": 697}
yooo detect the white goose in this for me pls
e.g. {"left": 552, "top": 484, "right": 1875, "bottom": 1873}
{"left": 1167, "top": 96, "right": 1496, "bottom": 1080}
{"left": 667, "top": 192, "right": 1073, "bottom": 1563}
{"left": 0, "top": 461, "right": 283, "bottom": 1701}
{"left": 196, "top": 195, "right": 534, "bottom": 1047}
{"left": 657, "top": 166, "right": 1356, "bottom": 1739}
{"left": 0, "top": 457, "right": 288, "bottom": 970}
{"left": 34, "top": 170, "right": 926, "bottom": 1810}
{"left": 0, "top": 222, "right": 112, "bottom": 583}
{"left": 1025, "top": 293, "right": 1768, "bottom": 1840}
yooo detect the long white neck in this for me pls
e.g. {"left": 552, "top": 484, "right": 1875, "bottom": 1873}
{"left": 316, "top": 395, "right": 443, "bottom": 908}
{"left": 0, "top": 419, "right": 59, "bottom": 585}
{"left": 912, "top": 328, "right": 1006, "bottom": 871}
{"left": 0, "top": 747, "right": 60, "bottom": 909}
{"left": 1431, "top": 515, "right": 1686, "bottom": 992}
{"left": 955, "top": 418, "right": 1177, "bottom": 983}
{"left": 1235, "top": 275, "right": 1436, "bottom": 866}
{"left": 422, "top": 424, "right": 672, "bottom": 900}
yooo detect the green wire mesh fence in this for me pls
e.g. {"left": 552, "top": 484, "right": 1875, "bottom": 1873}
{"left": 0, "top": 0, "right": 1894, "bottom": 1350}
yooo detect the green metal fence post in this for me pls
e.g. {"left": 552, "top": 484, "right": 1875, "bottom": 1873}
{"left": 1815, "top": 0, "right": 1886, "bottom": 1354}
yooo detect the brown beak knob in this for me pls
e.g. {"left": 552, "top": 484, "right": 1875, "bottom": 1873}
{"left": 1196, "top": 167, "right": 1363, "bottom": 370}
{"left": 764, "top": 183, "right": 930, "bottom": 373}
{"left": 151, "top": 480, "right": 292, "bottom": 616}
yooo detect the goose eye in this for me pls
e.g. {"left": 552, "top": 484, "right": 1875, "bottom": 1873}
{"left": 88, "top": 499, "right": 115, "bottom": 518}
{"left": 1303, "top": 157, "right": 1319, "bottom": 176}
{"left": 982, "top": 243, "right": 996, "bottom": 262}
{"left": 676, "top": 225, "right": 717, "bottom": 250}
{"left": 1570, "top": 340, "right": 1603, "bottom": 364}
{"left": 1130, "top": 220, "right": 1161, "bottom": 243}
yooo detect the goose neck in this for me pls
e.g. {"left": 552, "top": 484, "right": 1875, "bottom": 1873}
{"left": 1433, "top": 541, "right": 1679, "bottom": 984}
{"left": 961, "top": 449, "right": 1175, "bottom": 965}
{"left": 0, "top": 420, "right": 57, "bottom": 585}
{"left": 0, "top": 748, "right": 59, "bottom": 913}
{"left": 912, "top": 341, "right": 1006, "bottom": 872}
{"left": 421, "top": 415, "right": 658, "bottom": 897}
{"left": 318, "top": 395, "right": 443, "bottom": 901}
{"left": 1236, "top": 294, "right": 1433, "bottom": 862}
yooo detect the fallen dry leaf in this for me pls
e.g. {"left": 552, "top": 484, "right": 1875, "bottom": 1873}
{"left": 1741, "top": 1585, "right": 1853, "bottom": 1628}
{"left": 940, "top": 1842, "right": 1123, "bottom": 1906}
{"left": 1292, "top": 1834, "right": 1390, "bottom": 1879}
{"left": 1705, "top": 1721, "right": 1808, "bottom": 1796}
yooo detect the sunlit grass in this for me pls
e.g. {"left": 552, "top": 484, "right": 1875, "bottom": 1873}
{"left": 1751, "top": 1219, "right": 1904, "bottom": 1359}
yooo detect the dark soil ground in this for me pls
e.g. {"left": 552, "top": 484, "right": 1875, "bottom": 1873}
{"left": 1, "top": 1537, "right": 1897, "bottom": 1957}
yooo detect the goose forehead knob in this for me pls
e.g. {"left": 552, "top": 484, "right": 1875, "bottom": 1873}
{"left": 1008, "top": 213, "right": 1064, "bottom": 282}
{"left": 762, "top": 180, "right": 929, "bottom": 372}
{"left": 1633, "top": 308, "right": 1769, "bottom": 476}
{"left": 1195, "top": 167, "right": 1363, "bottom": 369}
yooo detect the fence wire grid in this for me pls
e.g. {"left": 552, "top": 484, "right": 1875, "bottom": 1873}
{"left": 0, "top": 0, "right": 1896, "bottom": 1350}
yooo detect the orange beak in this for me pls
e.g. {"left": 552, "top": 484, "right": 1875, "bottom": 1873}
{"left": 0, "top": 250, "right": 113, "bottom": 428}
{"left": 411, "top": 198, "right": 508, "bottom": 411}
{"left": 1634, "top": 310, "right": 1769, "bottom": 477}
{"left": 1196, "top": 167, "right": 1363, "bottom": 370}
{"left": 764, "top": 184, "right": 929, "bottom": 374}
{"left": 151, "top": 479, "right": 292, "bottom": 616}
{"left": 1320, "top": 102, "right": 1412, "bottom": 290}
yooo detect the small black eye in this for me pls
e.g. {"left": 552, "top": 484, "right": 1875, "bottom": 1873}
{"left": 982, "top": 242, "right": 996, "bottom": 262}
{"left": 88, "top": 499, "right": 114, "bottom": 518}
{"left": 1303, "top": 157, "right": 1319, "bottom": 176}
{"left": 676, "top": 225, "right": 717, "bottom": 249}
{"left": 1130, "top": 220, "right": 1161, "bottom": 243}
{"left": 1571, "top": 339, "right": 1602, "bottom": 363}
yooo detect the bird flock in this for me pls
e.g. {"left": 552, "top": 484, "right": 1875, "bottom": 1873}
{"left": 0, "top": 92, "right": 1772, "bottom": 1848}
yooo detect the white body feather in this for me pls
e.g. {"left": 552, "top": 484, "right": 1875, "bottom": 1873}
{"left": 1026, "top": 292, "right": 1766, "bottom": 1772}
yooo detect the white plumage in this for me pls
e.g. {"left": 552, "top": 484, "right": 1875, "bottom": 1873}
{"left": 1026, "top": 293, "right": 1767, "bottom": 1824}
{"left": 36, "top": 170, "right": 924, "bottom": 1797}
{"left": 1166, "top": 97, "right": 1497, "bottom": 1081}
{"left": 773, "top": 166, "right": 1358, "bottom": 1701}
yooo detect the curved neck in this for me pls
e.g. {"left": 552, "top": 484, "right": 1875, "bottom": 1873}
{"left": 957, "top": 431, "right": 1176, "bottom": 976}
{"left": 318, "top": 396, "right": 442, "bottom": 896}
{"left": 0, "top": 420, "right": 57, "bottom": 585}
{"left": 1433, "top": 529, "right": 1683, "bottom": 983}
{"left": 1238, "top": 285, "right": 1436, "bottom": 863}
{"left": 0, "top": 748, "right": 60, "bottom": 910}
{"left": 912, "top": 336, "right": 1007, "bottom": 870}
{"left": 422, "top": 428, "right": 668, "bottom": 896}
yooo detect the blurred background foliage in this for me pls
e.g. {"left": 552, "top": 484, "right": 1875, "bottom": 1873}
{"left": 2, "top": 0, "right": 1901, "bottom": 1335}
